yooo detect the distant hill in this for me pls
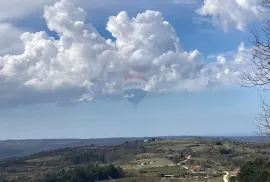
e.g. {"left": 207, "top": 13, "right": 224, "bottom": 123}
{"left": 0, "top": 138, "right": 143, "bottom": 159}
{"left": 0, "top": 136, "right": 269, "bottom": 159}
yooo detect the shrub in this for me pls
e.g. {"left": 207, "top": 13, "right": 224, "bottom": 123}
{"left": 215, "top": 141, "right": 223, "bottom": 145}
{"left": 219, "top": 148, "right": 232, "bottom": 155}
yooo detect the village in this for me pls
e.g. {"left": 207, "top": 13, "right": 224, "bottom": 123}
{"left": 133, "top": 138, "right": 242, "bottom": 181}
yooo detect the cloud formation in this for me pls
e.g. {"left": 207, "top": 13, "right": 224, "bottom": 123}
{"left": 196, "top": 0, "right": 264, "bottom": 31}
{"left": 0, "top": 0, "right": 251, "bottom": 106}
{"left": 0, "top": 23, "right": 24, "bottom": 56}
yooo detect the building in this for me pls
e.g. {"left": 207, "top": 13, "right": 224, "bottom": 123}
{"left": 189, "top": 165, "right": 202, "bottom": 173}
{"left": 232, "top": 168, "right": 240, "bottom": 176}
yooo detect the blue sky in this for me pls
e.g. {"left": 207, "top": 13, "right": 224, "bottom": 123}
{"left": 0, "top": 87, "right": 261, "bottom": 139}
{"left": 0, "top": 0, "right": 266, "bottom": 139}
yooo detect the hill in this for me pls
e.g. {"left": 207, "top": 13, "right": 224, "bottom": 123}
{"left": 0, "top": 138, "right": 146, "bottom": 159}
{"left": 0, "top": 137, "right": 270, "bottom": 181}
{"left": 0, "top": 136, "right": 269, "bottom": 159}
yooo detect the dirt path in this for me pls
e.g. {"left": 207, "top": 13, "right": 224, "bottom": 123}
{"left": 223, "top": 171, "right": 229, "bottom": 182}
{"left": 183, "top": 165, "right": 189, "bottom": 169}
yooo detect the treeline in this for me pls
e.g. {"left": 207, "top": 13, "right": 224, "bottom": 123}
{"left": 43, "top": 164, "right": 125, "bottom": 182}
{"left": 68, "top": 143, "right": 149, "bottom": 165}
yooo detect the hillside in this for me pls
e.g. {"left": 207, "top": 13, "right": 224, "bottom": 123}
{"left": 0, "top": 137, "right": 269, "bottom": 182}
{"left": 0, "top": 138, "right": 148, "bottom": 159}
{"left": 0, "top": 136, "right": 269, "bottom": 159}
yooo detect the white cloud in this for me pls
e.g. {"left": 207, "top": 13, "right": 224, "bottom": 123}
{"left": 0, "top": 0, "right": 54, "bottom": 56}
{"left": 0, "top": 23, "right": 24, "bottom": 55}
{"left": 217, "top": 56, "right": 226, "bottom": 65}
{"left": 196, "top": 0, "right": 264, "bottom": 31}
{"left": 0, "top": 0, "right": 252, "bottom": 106}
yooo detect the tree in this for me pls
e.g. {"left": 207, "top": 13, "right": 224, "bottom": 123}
{"left": 219, "top": 147, "right": 232, "bottom": 155}
{"left": 240, "top": 0, "right": 270, "bottom": 136}
{"left": 215, "top": 141, "right": 223, "bottom": 146}
{"left": 229, "top": 176, "right": 238, "bottom": 182}
{"left": 238, "top": 158, "right": 270, "bottom": 182}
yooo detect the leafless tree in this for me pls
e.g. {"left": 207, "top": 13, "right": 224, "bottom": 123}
{"left": 254, "top": 96, "right": 270, "bottom": 136}
{"left": 240, "top": 0, "right": 270, "bottom": 136}
{"left": 262, "top": 0, "right": 270, "bottom": 11}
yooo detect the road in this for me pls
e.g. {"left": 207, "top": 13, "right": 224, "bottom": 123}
{"left": 223, "top": 171, "right": 229, "bottom": 182}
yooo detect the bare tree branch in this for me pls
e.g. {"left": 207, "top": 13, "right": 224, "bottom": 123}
{"left": 240, "top": 0, "right": 270, "bottom": 136}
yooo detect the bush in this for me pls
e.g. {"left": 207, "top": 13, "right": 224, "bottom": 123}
{"left": 215, "top": 141, "right": 223, "bottom": 145}
{"left": 159, "top": 173, "right": 165, "bottom": 177}
{"left": 229, "top": 176, "right": 238, "bottom": 182}
{"left": 219, "top": 148, "right": 232, "bottom": 155}
{"left": 168, "top": 154, "right": 184, "bottom": 164}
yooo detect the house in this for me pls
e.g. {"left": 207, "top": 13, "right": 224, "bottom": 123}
{"left": 232, "top": 168, "right": 240, "bottom": 176}
{"left": 189, "top": 165, "right": 202, "bottom": 173}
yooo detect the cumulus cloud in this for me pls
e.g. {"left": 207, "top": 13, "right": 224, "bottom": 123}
{"left": 0, "top": 0, "right": 53, "bottom": 57}
{"left": 0, "top": 0, "right": 252, "bottom": 106}
{"left": 196, "top": 0, "right": 265, "bottom": 31}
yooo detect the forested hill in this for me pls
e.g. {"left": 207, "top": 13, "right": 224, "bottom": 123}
{"left": 0, "top": 138, "right": 143, "bottom": 159}
{"left": 0, "top": 136, "right": 269, "bottom": 159}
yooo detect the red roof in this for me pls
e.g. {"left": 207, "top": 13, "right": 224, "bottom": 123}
{"left": 190, "top": 166, "right": 201, "bottom": 170}
{"left": 232, "top": 168, "right": 240, "bottom": 175}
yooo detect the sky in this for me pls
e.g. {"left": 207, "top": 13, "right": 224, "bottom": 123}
{"left": 0, "top": 0, "right": 267, "bottom": 139}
